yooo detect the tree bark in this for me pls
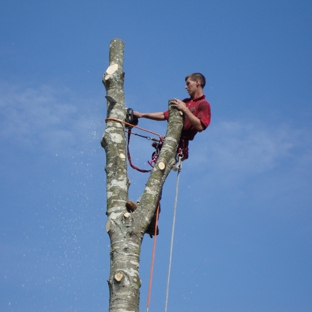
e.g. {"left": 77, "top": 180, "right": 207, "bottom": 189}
{"left": 101, "top": 38, "right": 183, "bottom": 312}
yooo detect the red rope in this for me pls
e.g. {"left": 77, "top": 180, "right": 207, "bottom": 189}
{"left": 105, "top": 117, "right": 164, "bottom": 173}
{"left": 105, "top": 117, "right": 163, "bottom": 139}
{"left": 127, "top": 130, "right": 151, "bottom": 173}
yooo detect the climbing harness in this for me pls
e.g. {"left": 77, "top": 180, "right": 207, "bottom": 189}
{"left": 148, "top": 140, "right": 164, "bottom": 168}
{"left": 105, "top": 115, "right": 164, "bottom": 172}
{"left": 164, "top": 153, "right": 183, "bottom": 312}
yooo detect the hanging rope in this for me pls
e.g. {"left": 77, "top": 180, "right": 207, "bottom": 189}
{"left": 146, "top": 200, "right": 160, "bottom": 312}
{"left": 164, "top": 154, "right": 183, "bottom": 312}
{"left": 147, "top": 153, "right": 182, "bottom": 311}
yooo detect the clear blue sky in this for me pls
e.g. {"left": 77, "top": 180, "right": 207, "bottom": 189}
{"left": 1, "top": 1, "right": 312, "bottom": 311}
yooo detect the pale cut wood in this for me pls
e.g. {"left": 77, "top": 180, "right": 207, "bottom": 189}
{"left": 105, "top": 220, "right": 110, "bottom": 232}
{"left": 114, "top": 272, "right": 123, "bottom": 282}
{"left": 158, "top": 161, "right": 166, "bottom": 170}
{"left": 105, "top": 63, "right": 119, "bottom": 80}
{"left": 124, "top": 212, "right": 131, "bottom": 218}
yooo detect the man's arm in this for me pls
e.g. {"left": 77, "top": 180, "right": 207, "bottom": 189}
{"left": 170, "top": 99, "right": 204, "bottom": 132}
{"left": 133, "top": 111, "right": 166, "bottom": 121}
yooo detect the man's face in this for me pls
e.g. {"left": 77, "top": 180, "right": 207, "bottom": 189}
{"left": 185, "top": 78, "right": 199, "bottom": 97}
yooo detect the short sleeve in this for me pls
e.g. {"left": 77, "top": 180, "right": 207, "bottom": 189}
{"left": 163, "top": 110, "right": 169, "bottom": 120}
{"left": 197, "top": 101, "right": 211, "bottom": 129}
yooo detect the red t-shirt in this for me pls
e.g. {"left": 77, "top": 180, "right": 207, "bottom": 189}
{"left": 163, "top": 95, "right": 211, "bottom": 141}
{"left": 163, "top": 95, "right": 211, "bottom": 160}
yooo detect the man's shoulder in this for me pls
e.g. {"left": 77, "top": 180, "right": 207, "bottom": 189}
{"left": 198, "top": 95, "right": 210, "bottom": 106}
{"left": 196, "top": 99, "right": 210, "bottom": 109}
{"left": 200, "top": 98, "right": 210, "bottom": 106}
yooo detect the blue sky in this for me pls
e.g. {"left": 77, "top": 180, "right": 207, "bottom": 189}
{"left": 1, "top": 1, "right": 312, "bottom": 311}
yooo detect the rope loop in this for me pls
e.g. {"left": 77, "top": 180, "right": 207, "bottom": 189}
{"left": 105, "top": 117, "right": 164, "bottom": 172}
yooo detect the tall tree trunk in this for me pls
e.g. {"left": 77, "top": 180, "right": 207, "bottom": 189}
{"left": 101, "top": 38, "right": 183, "bottom": 312}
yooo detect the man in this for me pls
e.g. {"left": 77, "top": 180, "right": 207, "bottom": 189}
{"left": 134, "top": 73, "right": 211, "bottom": 159}
{"left": 128, "top": 73, "right": 211, "bottom": 236}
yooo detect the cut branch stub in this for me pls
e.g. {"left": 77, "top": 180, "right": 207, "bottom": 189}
{"left": 124, "top": 212, "right": 131, "bottom": 218}
{"left": 158, "top": 161, "right": 166, "bottom": 170}
{"left": 114, "top": 272, "right": 123, "bottom": 282}
{"left": 106, "top": 220, "right": 111, "bottom": 233}
{"left": 104, "top": 63, "right": 119, "bottom": 81}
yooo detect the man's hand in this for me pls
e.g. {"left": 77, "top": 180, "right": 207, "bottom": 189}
{"left": 169, "top": 98, "right": 187, "bottom": 113}
{"left": 170, "top": 98, "right": 204, "bottom": 132}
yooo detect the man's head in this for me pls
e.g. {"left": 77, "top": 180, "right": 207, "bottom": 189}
{"left": 184, "top": 73, "right": 206, "bottom": 98}
{"left": 185, "top": 73, "right": 206, "bottom": 88}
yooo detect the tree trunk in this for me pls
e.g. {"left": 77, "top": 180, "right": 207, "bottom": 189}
{"left": 101, "top": 38, "right": 183, "bottom": 312}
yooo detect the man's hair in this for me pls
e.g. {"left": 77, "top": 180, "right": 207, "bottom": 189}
{"left": 185, "top": 73, "right": 206, "bottom": 88}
